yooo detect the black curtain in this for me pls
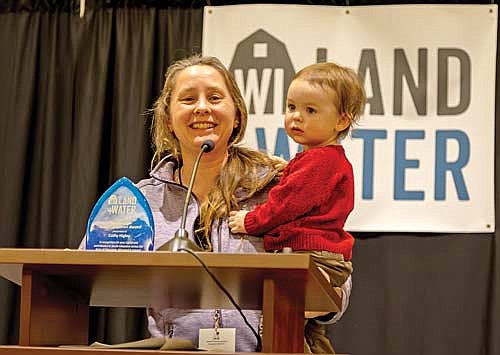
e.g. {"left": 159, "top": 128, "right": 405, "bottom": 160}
{"left": 0, "top": 0, "right": 204, "bottom": 344}
{"left": 0, "top": 1, "right": 498, "bottom": 355}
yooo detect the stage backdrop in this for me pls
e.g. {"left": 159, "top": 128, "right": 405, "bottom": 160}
{"left": 203, "top": 4, "right": 497, "bottom": 233}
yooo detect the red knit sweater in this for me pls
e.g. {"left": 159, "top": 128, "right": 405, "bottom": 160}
{"left": 244, "top": 145, "right": 354, "bottom": 261}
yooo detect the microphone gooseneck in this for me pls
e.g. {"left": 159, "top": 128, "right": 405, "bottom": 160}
{"left": 179, "top": 140, "right": 215, "bottom": 232}
{"left": 158, "top": 140, "right": 215, "bottom": 252}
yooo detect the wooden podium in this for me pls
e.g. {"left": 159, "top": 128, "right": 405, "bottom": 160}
{"left": 0, "top": 249, "right": 341, "bottom": 354}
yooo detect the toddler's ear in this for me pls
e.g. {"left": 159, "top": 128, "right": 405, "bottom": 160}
{"left": 336, "top": 113, "right": 351, "bottom": 132}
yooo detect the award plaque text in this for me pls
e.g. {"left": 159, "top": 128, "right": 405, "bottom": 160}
{"left": 86, "top": 177, "right": 154, "bottom": 251}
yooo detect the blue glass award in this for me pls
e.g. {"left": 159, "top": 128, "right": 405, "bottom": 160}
{"left": 86, "top": 177, "right": 154, "bottom": 251}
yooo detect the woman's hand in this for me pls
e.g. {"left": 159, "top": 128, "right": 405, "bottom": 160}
{"left": 228, "top": 210, "right": 249, "bottom": 234}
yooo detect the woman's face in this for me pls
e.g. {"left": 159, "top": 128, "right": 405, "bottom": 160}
{"left": 168, "top": 65, "right": 238, "bottom": 158}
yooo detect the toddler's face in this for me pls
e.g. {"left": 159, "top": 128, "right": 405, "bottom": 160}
{"left": 285, "top": 79, "right": 350, "bottom": 150}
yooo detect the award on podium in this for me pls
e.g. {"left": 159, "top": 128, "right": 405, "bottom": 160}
{"left": 86, "top": 177, "right": 154, "bottom": 251}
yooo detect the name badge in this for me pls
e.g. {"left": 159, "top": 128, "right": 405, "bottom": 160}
{"left": 86, "top": 177, "right": 154, "bottom": 251}
{"left": 199, "top": 328, "right": 236, "bottom": 352}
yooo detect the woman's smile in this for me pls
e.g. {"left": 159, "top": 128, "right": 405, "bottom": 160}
{"left": 189, "top": 121, "right": 217, "bottom": 130}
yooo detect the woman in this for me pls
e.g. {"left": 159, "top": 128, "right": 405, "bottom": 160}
{"left": 86, "top": 55, "right": 351, "bottom": 352}
{"left": 143, "top": 55, "right": 283, "bottom": 351}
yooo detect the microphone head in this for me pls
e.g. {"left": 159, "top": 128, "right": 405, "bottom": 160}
{"left": 201, "top": 140, "right": 215, "bottom": 152}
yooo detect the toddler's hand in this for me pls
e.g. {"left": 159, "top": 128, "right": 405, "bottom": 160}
{"left": 271, "top": 155, "right": 287, "bottom": 177}
{"left": 228, "top": 210, "right": 248, "bottom": 234}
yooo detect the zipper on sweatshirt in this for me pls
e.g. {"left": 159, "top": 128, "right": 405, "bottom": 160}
{"left": 216, "top": 220, "right": 223, "bottom": 328}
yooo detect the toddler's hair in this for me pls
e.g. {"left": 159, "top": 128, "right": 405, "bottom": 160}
{"left": 293, "top": 62, "right": 366, "bottom": 139}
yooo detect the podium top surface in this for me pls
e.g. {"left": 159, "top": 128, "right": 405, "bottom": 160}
{"left": 0, "top": 248, "right": 316, "bottom": 268}
{"left": 0, "top": 248, "right": 341, "bottom": 312}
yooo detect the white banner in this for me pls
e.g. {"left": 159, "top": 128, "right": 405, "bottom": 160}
{"left": 203, "top": 4, "right": 497, "bottom": 233}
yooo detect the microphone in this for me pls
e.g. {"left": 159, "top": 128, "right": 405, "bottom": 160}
{"left": 200, "top": 139, "right": 215, "bottom": 153}
{"left": 158, "top": 140, "right": 215, "bottom": 252}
